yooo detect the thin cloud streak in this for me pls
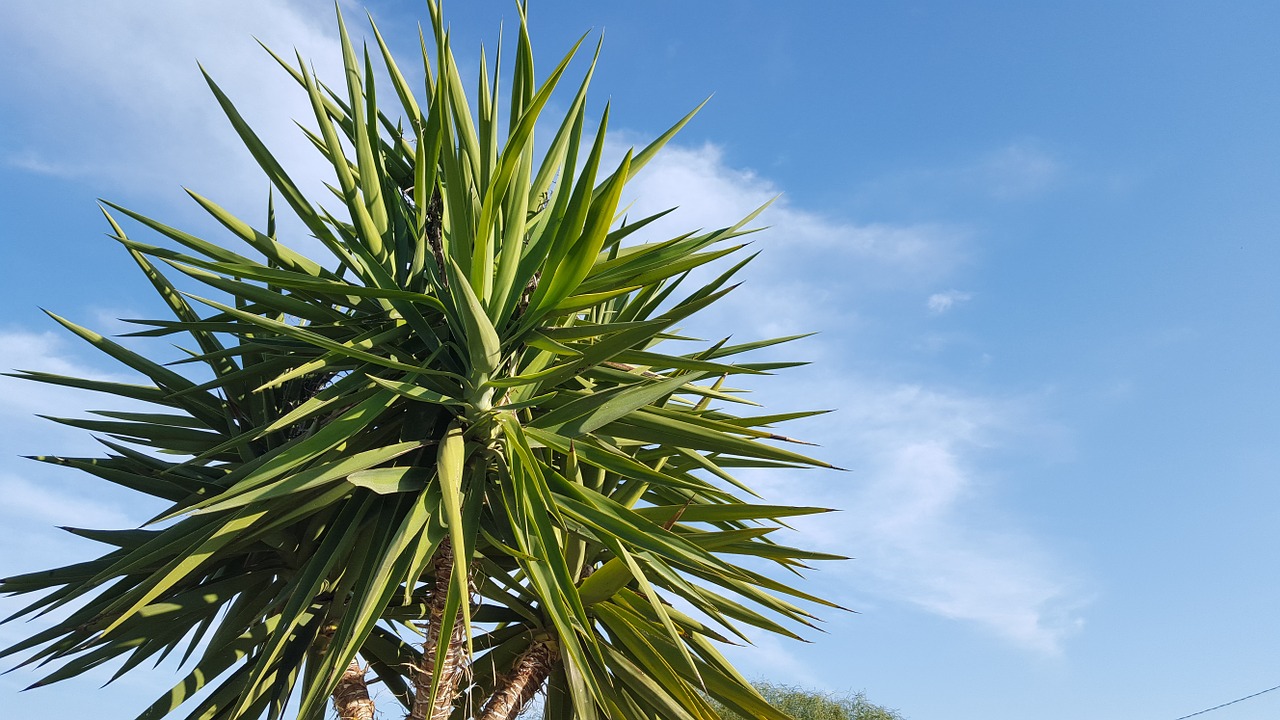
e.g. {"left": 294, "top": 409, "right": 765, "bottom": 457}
{"left": 852, "top": 139, "right": 1065, "bottom": 212}
{"left": 983, "top": 141, "right": 1062, "bottom": 200}
{"left": 928, "top": 290, "right": 974, "bottom": 314}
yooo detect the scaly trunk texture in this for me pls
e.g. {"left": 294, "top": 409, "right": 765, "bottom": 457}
{"left": 478, "top": 640, "right": 560, "bottom": 720}
{"left": 333, "top": 661, "right": 377, "bottom": 720}
{"left": 409, "top": 541, "right": 469, "bottom": 720}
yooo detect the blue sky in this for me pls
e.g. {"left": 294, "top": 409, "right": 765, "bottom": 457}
{"left": 3, "top": 2, "right": 1280, "bottom": 719}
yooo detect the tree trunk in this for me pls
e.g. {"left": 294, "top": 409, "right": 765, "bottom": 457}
{"left": 333, "top": 661, "right": 377, "bottom": 720}
{"left": 478, "top": 640, "right": 560, "bottom": 720}
{"left": 408, "top": 541, "right": 470, "bottom": 720}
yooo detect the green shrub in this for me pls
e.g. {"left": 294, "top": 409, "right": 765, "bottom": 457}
{"left": 710, "top": 683, "right": 905, "bottom": 720}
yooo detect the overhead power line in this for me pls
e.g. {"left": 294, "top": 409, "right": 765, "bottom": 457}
{"left": 1173, "top": 682, "right": 1280, "bottom": 720}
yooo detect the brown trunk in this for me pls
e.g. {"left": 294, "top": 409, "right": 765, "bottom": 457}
{"left": 333, "top": 661, "right": 377, "bottom": 720}
{"left": 478, "top": 640, "right": 560, "bottom": 720}
{"left": 408, "top": 541, "right": 470, "bottom": 720}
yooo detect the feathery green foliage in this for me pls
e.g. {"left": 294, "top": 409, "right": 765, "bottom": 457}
{"left": 709, "top": 684, "right": 905, "bottom": 720}
{"left": 0, "top": 4, "right": 845, "bottom": 719}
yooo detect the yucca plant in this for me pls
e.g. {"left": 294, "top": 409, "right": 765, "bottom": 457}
{"left": 0, "top": 4, "right": 845, "bottom": 720}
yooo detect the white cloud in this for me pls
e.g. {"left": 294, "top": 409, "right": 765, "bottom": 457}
{"left": 619, "top": 140, "right": 966, "bottom": 282}
{"left": 0, "top": 327, "right": 140, "bottom": 420}
{"left": 0, "top": 326, "right": 154, "bottom": 484}
{"left": 607, "top": 139, "right": 973, "bottom": 345}
{"left": 0, "top": 0, "right": 346, "bottom": 222}
{"left": 758, "top": 376, "right": 1084, "bottom": 655}
{"left": 927, "top": 289, "right": 973, "bottom": 314}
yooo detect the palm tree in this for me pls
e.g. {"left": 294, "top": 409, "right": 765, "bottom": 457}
{"left": 0, "top": 4, "right": 845, "bottom": 719}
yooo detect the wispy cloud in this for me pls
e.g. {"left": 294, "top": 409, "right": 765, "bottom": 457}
{"left": 822, "top": 379, "right": 1083, "bottom": 654}
{"left": 980, "top": 140, "right": 1062, "bottom": 200}
{"left": 732, "top": 375, "right": 1085, "bottom": 655}
{"left": 4, "top": 149, "right": 96, "bottom": 179}
{"left": 619, "top": 140, "right": 967, "bottom": 280}
{"left": 610, "top": 139, "right": 970, "bottom": 345}
{"left": 853, "top": 139, "right": 1064, "bottom": 213}
{"left": 723, "top": 632, "right": 818, "bottom": 687}
{"left": 0, "top": 327, "right": 139, "bottom": 420}
{"left": 927, "top": 289, "right": 973, "bottom": 314}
